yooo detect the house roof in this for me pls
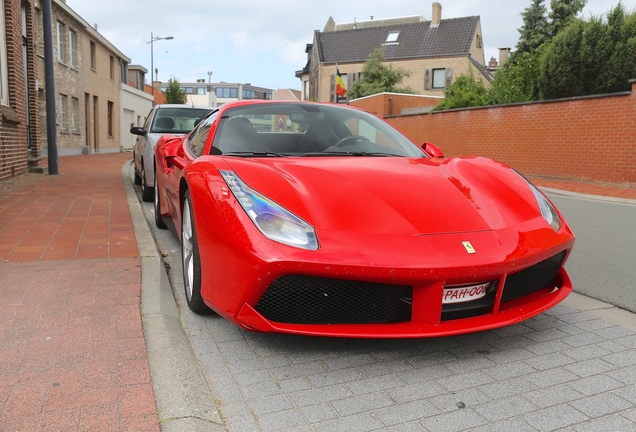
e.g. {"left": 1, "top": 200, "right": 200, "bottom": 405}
{"left": 316, "top": 16, "right": 480, "bottom": 63}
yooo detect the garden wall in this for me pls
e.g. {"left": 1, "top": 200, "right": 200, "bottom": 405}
{"left": 352, "top": 81, "right": 636, "bottom": 186}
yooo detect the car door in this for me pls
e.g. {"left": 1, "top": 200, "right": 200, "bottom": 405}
{"left": 134, "top": 108, "right": 155, "bottom": 172}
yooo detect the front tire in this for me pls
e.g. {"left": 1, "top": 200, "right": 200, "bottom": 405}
{"left": 181, "top": 191, "right": 210, "bottom": 313}
{"left": 133, "top": 152, "right": 142, "bottom": 185}
{"left": 154, "top": 172, "right": 167, "bottom": 229}
{"left": 140, "top": 163, "right": 153, "bottom": 202}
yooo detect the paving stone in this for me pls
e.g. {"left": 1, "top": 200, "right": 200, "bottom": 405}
{"left": 420, "top": 408, "right": 488, "bottom": 432}
{"left": 523, "top": 405, "right": 589, "bottom": 431}
{"left": 473, "top": 395, "right": 538, "bottom": 422}
{"left": 522, "top": 383, "right": 585, "bottom": 409}
{"left": 568, "top": 393, "right": 633, "bottom": 418}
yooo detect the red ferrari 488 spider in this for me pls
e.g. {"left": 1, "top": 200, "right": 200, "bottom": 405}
{"left": 153, "top": 100, "right": 575, "bottom": 338}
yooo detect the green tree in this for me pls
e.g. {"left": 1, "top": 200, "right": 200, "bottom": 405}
{"left": 489, "top": 49, "right": 544, "bottom": 104}
{"left": 432, "top": 67, "right": 489, "bottom": 111}
{"left": 164, "top": 77, "right": 187, "bottom": 104}
{"left": 349, "top": 47, "right": 415, "bottom": 99}
{"left": 516, "top": 0, "right": 551, "bottom": 55}
{"left": 540, "top": 3, "right": 636, "bottom": 99}
{"left": 549, "top": 0, "right": 587, "bottom": 36}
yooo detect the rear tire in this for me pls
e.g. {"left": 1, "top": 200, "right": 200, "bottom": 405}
{"left": 181, "top": 191, "right": 210, "bottom": 314}
{"left": 154, "top": 172, "right": 167, "bottom": 229}
{"left": 140, "top": 163, "right": 153, "bottom": 202}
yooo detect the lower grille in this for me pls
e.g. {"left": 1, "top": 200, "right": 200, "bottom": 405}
{"left": 255, "top": 275, "right": 412, "bottom": 324}
{"left": 501, "top": 251, "right": 567, "bottom": 303}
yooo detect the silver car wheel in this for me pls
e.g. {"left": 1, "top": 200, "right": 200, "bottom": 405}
{"left": 182, "top": 197, "right": 194, "bottom": 301}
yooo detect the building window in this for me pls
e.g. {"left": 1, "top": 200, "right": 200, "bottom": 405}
{"left": 90, "top": 40, "right": 96, "bottom": 69}
{"left": 386, "top": 31, "right": 399, "bottom": 43}
{"left": 107, "top": 101, "right": 113, "bottom": 137}
{"left": 184, "top": 87, "right": 194, "bottom": 94}
{"left": 242, "top": 89, "right": 256, "bottom": 99}
{"left": 196, "top": 87, "right": 206, "bottom": 95}
{"left": 216, "top": 87, "right": 238, "bottom": 98}
{"left": 476, "top": 34, "right": 482, "bottom": 49}
{"left": 432, "top": 68, "right": 446, "bottom": 89}
{"left": 57, "top": 21, "right": 65, "bottom": 62}
{"left": 71, "top": 97, "right": 79, "bottom": 132}
{"left": 109, "top": 56, "right": 114, "bottom": 80}
{"left": 35, "top": 9, "right": 43, "bottom": 55}
{"left": 69, "top": 29, "right": 77, "bottom": 67}
{"left": 59, "top": 94, "right": 68, "bottom": 131}
{"left": 119, "top": 59, "right": 127, "bottom": 84}
{"left": 0, "top": 0, "right": 8, "bottom": 105}
{"left": 265, "top": 93, "right": 272, "bottom": 100}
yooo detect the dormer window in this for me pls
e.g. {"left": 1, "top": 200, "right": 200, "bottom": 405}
{"left": 385, "top": 32, "right": 399, "bottom": 43}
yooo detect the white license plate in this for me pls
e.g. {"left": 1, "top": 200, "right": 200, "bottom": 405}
{"left": 442, "top": 282, "right": 490, "bottom": 304}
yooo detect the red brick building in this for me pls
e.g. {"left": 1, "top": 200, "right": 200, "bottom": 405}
{"left": 0, "top": 0, "right": 41, "bottom": 182}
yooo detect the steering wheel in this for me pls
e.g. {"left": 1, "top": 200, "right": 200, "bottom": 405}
{"left": 334, "top": 135, "right": 371, "bottom": 148}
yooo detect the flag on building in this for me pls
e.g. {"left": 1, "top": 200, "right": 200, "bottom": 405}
{"left": 336, "top": 66, "right": 347, "bottom": 97}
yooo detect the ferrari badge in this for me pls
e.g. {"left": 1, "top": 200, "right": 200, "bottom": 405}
{"left": 462, "top": 241, "right": 476, "bottom": 254}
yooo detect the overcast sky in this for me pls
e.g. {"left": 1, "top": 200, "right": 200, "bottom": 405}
{"left": 66, "top": 0, "right": 634, "bottom": 91}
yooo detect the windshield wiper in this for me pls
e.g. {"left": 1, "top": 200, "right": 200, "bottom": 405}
{"left": 222, "top": 151, "right": 288, "bottom": 157}
{"left": 303, "top": 151, "right": 404, "bottom": 157}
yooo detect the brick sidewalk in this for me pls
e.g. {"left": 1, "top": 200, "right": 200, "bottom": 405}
{"left": 0, "top": 153, "right": 159, "bottom": 431}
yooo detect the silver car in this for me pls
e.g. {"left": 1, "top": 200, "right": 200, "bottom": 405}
{"left": 130, "top": 104, "right": 213, "bottom": 201}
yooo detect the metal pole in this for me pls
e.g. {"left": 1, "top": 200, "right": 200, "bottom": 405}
{"left": 41, "top": 0, "right": 58, "bottom": 174}
{"left": 150, "top": 32, "right": 154, "bottom": 104}
{"left": 148, "top": 33, "right": 172, "bottom": 105}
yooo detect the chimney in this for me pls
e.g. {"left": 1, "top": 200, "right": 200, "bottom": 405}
{"left": 432, "top": 2, "right": 442, "bottom": 26}
{"left": 498, "top": 48, "right": 511, "bottom": 67}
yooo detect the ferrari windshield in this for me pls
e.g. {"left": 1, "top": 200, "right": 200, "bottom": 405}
{"left": 211, "top": 102, "right": 425, "bottom": 157}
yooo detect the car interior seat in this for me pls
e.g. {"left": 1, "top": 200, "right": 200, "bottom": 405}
{"left": 218, "top": 117, "right": 260, "bottom": 152}
{"left": 299, "top": 119, "right": 349, "bottom": 152}
{"left": 155, "top": 117, "right": 175, "bottom": 131}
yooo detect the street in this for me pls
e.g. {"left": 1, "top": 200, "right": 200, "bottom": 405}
{"left": 549, "top": 192, "right": 636, "bottom": 313}
{"left": 137, "top": 184, "right": 636, "bottom": 432}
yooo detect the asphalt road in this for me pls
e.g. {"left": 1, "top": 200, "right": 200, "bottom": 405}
{"left": 547, "top": 191, "right": 636, "bottom": 314}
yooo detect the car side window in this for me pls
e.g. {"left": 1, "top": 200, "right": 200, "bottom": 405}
{"left": 141, "top": 109, "right": 154, "bottom": 132}
{"left": 188, "top": 110, "right": 218, "bottom": 157}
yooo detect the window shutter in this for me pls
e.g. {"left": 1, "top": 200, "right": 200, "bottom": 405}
{"left": 424, "top": 69, "right": 431, "bottom": 90}
{"left": 445, "top": 68, "right": 453, "bottom": 88}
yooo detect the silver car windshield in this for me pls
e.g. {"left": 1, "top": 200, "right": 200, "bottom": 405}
{"left": 150, "top": 108, "right": 212, "bottom": 134}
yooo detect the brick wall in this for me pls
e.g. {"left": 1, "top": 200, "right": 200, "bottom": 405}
{"left": 351, "top": 93, "right": 441, "bottom": 117}
{"left": 0, "top": 0, "right": 39, "bottom": 182}
{"left": 354, "top": 81, "right": 636, "bottom": 186}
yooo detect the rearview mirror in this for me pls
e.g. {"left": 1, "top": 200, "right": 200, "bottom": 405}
{"left": 130, "top": 126, "right": 146, "bottom": 136}
{"left": 422, "top": 142, "right": 444, "bottom": 158}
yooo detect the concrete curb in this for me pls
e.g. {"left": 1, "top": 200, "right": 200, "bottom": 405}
{"left": 121, "top": 160, "right": 225, "bottom": 431}
{"left": 563, "top": 292, "right": 636, "bottom": 333}
{"left": 542, "top": 186, "right": 636, "bottom": 206}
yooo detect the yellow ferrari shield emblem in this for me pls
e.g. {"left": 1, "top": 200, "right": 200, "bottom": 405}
{"left": 462, "top": 241, "right": 476, "bottom": 254}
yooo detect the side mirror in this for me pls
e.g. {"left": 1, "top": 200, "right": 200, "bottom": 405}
{"left": 130, "top": 126, "right": 146, "bottom": 136}
{"left": 422, "top": 142, "right": 444, "bottom": 158}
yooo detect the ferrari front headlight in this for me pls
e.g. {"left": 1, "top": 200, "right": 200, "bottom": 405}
{"left": 220, "top": 171, "right": 319, "bottom": 250}
{"left": 514, "top": 170, "right": 562, "bottom": 232}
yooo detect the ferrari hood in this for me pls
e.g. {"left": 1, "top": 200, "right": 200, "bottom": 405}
{"left": 222, "top": 156, "right": 542, "bottom": 236}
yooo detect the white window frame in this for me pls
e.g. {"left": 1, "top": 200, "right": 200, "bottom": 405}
{"left": 57, "top": 21, "right": 65, "bottom": 63}
{"left": 69, "top": 29, "right": 77, "bottom": 67}
{"left": 0, "top": 0, "right": 10, "bottom": 106}
{"left": 432, "top": 68, "right": 446, "bottom": 89}
{"left": 386, "top": 31, "right": 399, "bottom": 43}
{"left": 59, "top": 94, "right": 68, "bottom": 131}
